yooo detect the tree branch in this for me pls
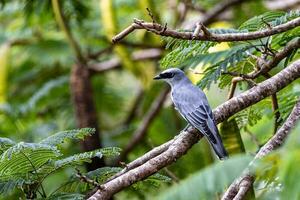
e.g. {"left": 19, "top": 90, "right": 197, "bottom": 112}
{"left": 88, "top": 59, "right": 300, "bottom": 200}
{"left": 222, "top": 98, "right": 300, "bottom": 200}
{"left": 112, "top": 17, "right": 300, "bottom": 43}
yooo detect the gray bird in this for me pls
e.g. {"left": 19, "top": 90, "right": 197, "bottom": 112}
{"left": 154, "top": 68, "right": 228, "bottom": 159}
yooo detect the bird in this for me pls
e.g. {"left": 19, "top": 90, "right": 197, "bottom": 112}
{"left": 154, "top": 68, "right": 228, "bottom": 160}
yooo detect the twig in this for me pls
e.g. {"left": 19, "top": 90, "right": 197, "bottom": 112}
{"left": 75, "top": 168, "right": 103, "bottom": 189}
{"left": 222, "top": 98, "right": 300, "bottom": 200}
{"left": 88, "top": 59, "right": 300, "bottom": 200}
{"left": 112, "top": 17, "right": 300, "bottom": 43}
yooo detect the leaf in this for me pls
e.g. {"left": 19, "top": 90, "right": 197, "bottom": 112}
{"left": 45, "top": 192, "right": 84, "bottom": 200}
{"left": 157, "top": 155, "right": 252, "bottom": 200}
{"left": 54, "top": 147, "right": 121, "bottom": 170}
{"left": 0, "top": 142, "right": 60, "bottom": 177}
{"left": 40, "top": 128, "right": 96, "bottom": 147}
{"left": 196, "top": 45, "right": 255, "bottom": 89}
{"left": 239, "top": 11, "right": 285, "bottom": 31}
{"left": 0, "top": 137, "right": 16, "bottom": 154}
{"left": 0, "top": 178, "right": 25, "bottom": 195}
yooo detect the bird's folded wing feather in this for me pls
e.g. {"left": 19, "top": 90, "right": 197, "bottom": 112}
{"left": 173, "top": 89, "right": 218, "bottom": 144}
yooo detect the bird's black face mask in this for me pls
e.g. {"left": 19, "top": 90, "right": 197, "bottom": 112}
{"left": 153, "top": 72, "right": 175, "bottom": 80}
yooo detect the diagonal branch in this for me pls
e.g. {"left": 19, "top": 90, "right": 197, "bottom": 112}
{"left": 222, "top": 98, "right": 300, "bottom": 200}
{"left": 112, "top": 17, "right": 300, "bottom": 43}
{"left": 88, "top": 59, "right": 300, "bottom": 200}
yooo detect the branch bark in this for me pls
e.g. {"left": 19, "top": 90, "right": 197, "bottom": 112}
{"left": 222, "top": 98, "right": 300, "bottom": 200}
{"left": 112, "top": 17, "right": 300, "bottom": 43}
{"left": 88, "top": 59, "right": 300, "bottom": 200}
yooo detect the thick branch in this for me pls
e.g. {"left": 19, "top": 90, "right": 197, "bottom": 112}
{"left": 88, "top": 59, "right": 300, "bottom": 200}
{"left": 222, "top": 98, "right": 300, "bottom": 200}
{"left": 112, "top": 17, "right": 300, "bottom": 43}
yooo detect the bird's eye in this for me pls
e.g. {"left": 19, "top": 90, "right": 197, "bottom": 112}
{"left": 161, "top": 72, "right": 175, "bottom": 79}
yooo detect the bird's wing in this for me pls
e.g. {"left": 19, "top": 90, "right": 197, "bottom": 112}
{"left": 173, "top": 87, "right": 218, "bottom": 144}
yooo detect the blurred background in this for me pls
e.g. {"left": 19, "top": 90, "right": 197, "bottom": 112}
{"left": 0, "top": 0, "right": 300, "bottom": 199}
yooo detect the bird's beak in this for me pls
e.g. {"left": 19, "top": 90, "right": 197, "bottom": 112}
{"left": 153, "top": 74, "right": 162, "bottom": 80}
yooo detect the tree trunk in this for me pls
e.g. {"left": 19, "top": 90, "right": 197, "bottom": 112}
{"left": 70, "top": 63, "right": 104, "bottom": 170}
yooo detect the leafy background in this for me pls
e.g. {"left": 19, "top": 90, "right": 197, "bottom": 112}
{"left": 0, "top": 0, "right": 300, "bottom": 199}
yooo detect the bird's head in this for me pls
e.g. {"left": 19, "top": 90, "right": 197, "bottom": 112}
{"left": 153, "top": 68, "right": 187, "bottom": 86}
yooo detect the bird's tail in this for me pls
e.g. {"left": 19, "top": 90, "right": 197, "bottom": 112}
{"left": 210, "top": 136, "right": 228, "bottom": 160}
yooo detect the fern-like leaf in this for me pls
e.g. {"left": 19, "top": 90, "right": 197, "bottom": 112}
{"left": 0, "top": 142, "right": 60, "bottom": 177}
{"left": 0, "top": 137, "right": 15, "bottom": 154}
{"left": 40, "top": 128, "right": 96, "bottom": 147}
{"left": 54, "top": 147, "right": 121, "bottom": 170}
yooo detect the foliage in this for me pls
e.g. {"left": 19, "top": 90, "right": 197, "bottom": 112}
{"left": 157, "top": 155, "right": 252, "bottom": 200}
{"left": 1, "top": 0, "right": 300, "bottom": 200}
{"left": 0, "top": 128, "right": 121, "bottom": 198}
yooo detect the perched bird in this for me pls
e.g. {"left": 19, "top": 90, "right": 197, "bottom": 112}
{"left": 154, "top": 68, "right": 228, "bottom": 160}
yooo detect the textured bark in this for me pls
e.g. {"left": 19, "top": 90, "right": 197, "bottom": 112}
{"left": 88, "top": 59, "right": 300, "bottom": 200}
{"left": 112, "top": 17, "right": 300, "bottom": 43}
{"left": 70, "top": 64, "right": 104, "bottom": 170}
{"left": 222, "top": 98, "right": 300, "bottom": 200}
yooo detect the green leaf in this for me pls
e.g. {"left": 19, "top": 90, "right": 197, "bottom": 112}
{"left": 45, "top": 192, "right": 85, "bottom": 200}
{"left": 157, "top": 155, "right": 252, "bottom": 200}
{"left": 196, "top": 45, "right": 255, "bottom": 89}
{"left": 0, "top": 178, "right": 25, "bottom": 195}
{"left": 0, "top": 137, "right": 15, "bottom": 154}
{"left": 40, "top": 128, "right": 96, "bottom": 147}
{"left": 239, "top": 11, "right": 285, "bottom": 31}
{"left": 0, "top": 142, "right": 60, "bottom": 177}
{"left": 54, "top": 147, "right": 121, "bottom": 170}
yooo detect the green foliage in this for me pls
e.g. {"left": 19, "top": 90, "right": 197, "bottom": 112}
{"left": 0, "top": 142, "right": 60, "bottom": 178}
{"left": 0, "top": 128, "right": 120, "bottom": 198}
{"left": 0, "top": 138, "right": 15, "bottom": 154}
{"left": 53, "top": 147, "right": 121, "bottom": 170}
{"left": 40, "top": 128, "right": 96, "bottom": 147}
{"left": 157, "top": 155, "right": 252, "bottom": 200}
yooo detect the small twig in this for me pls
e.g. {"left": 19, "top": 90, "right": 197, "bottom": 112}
{"left": 75, "top": 168, "right": 103, "bottom": 189}
{"left": 112, "top": 17, "right": 300, "bottom": 43}
{"left": 261, "top": 17, "right": 272, "bottom": 29}
{"left": 146, "top": 8, "right": 156, "bottom": 24}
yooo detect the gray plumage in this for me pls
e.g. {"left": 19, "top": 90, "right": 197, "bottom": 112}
{"left": 154, "top": 68, "right": 228, "bottom": 159}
